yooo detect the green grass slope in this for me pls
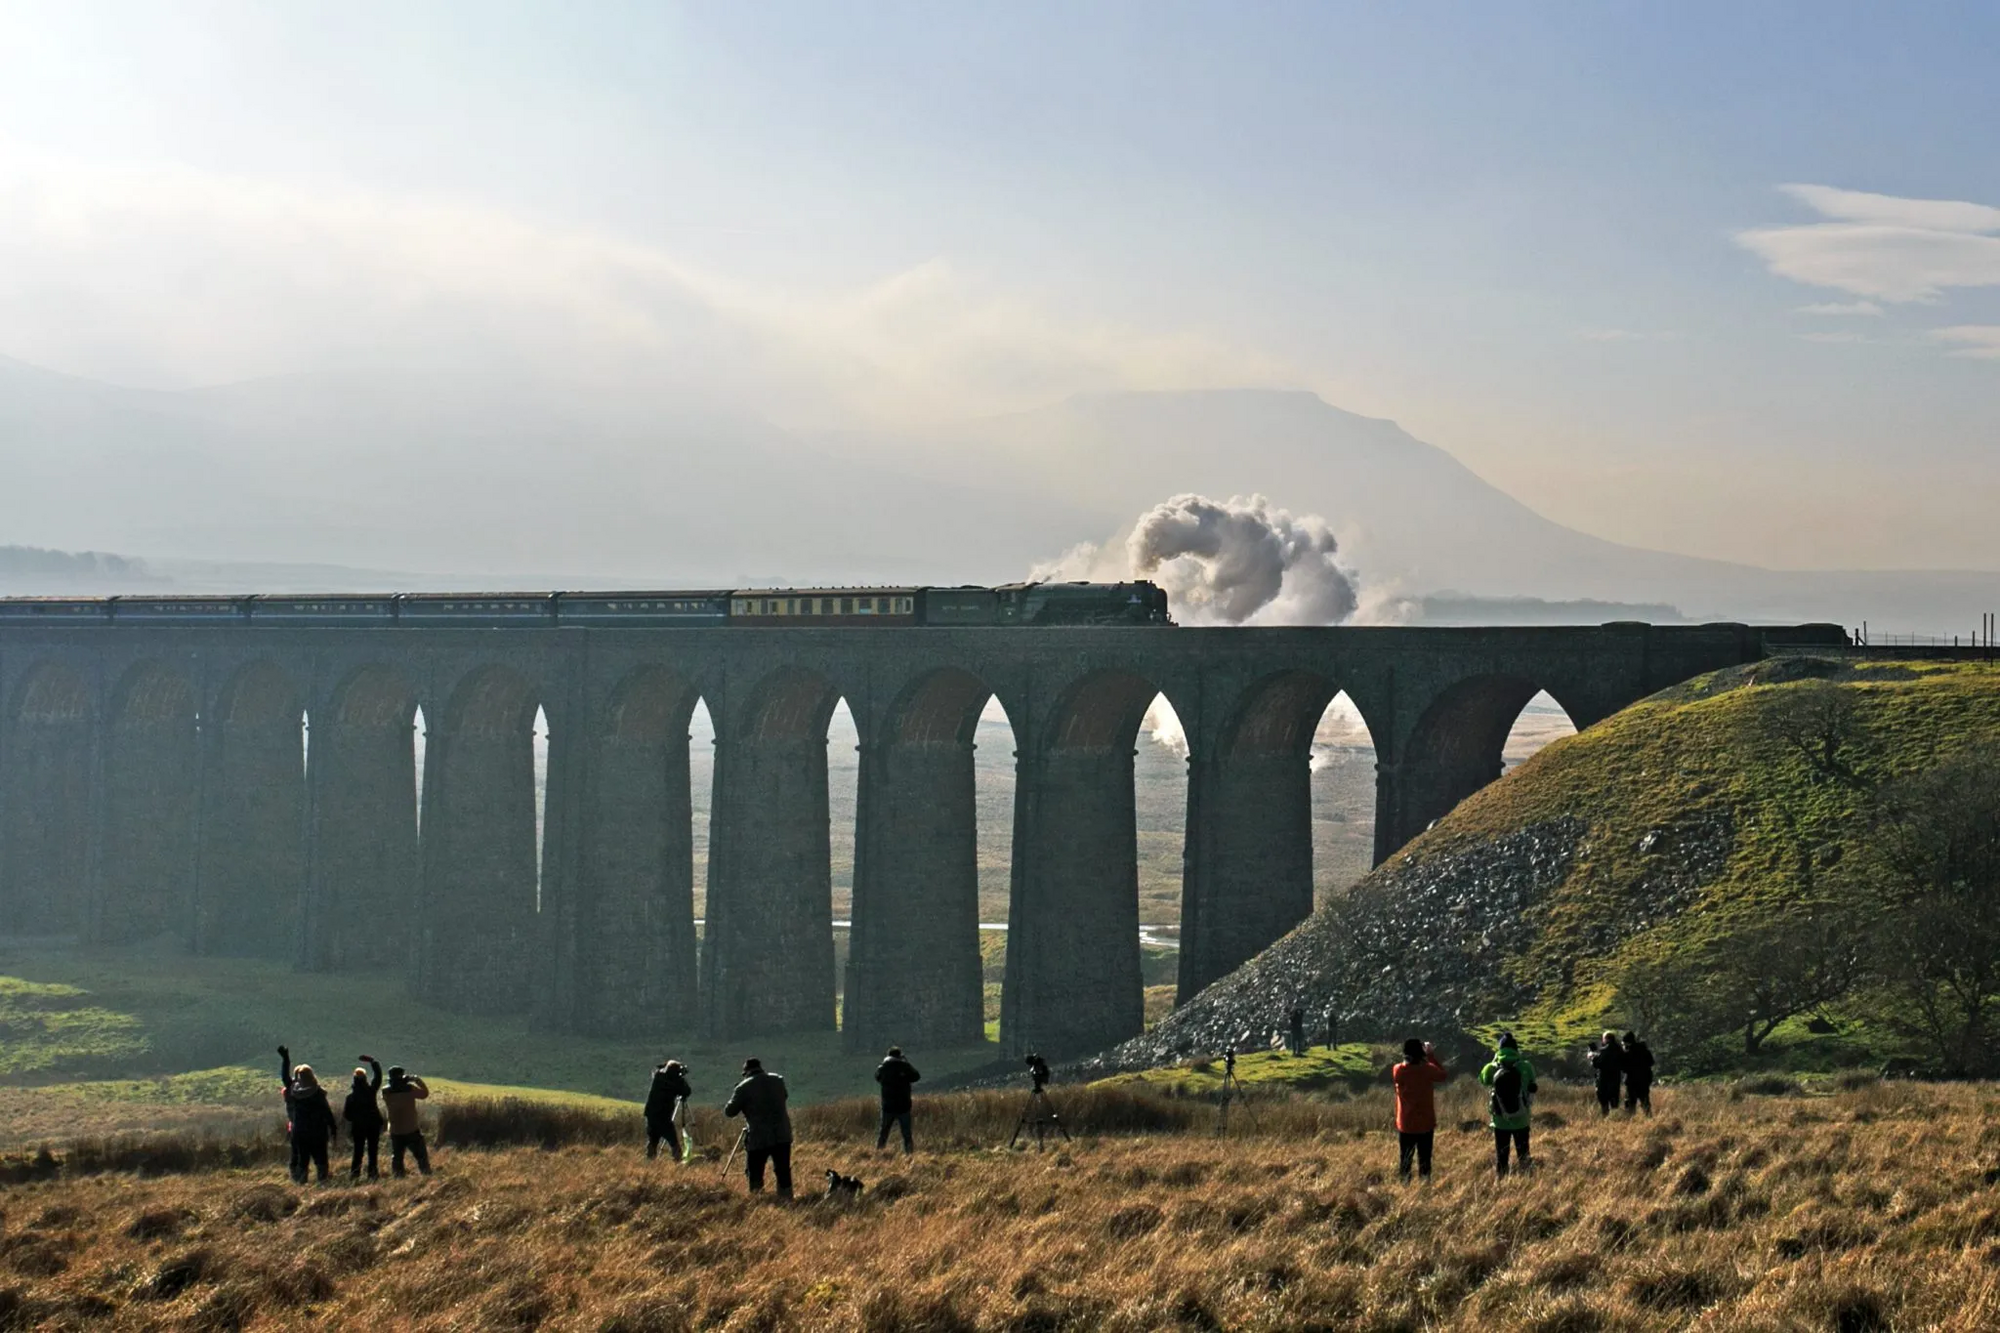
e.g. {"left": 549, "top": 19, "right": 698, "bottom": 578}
{"left": 0, "top": 939, "right": 1002, "bottom": 1143}
{"left": 1090, "top": 657, "right": 2000, "bottom": 1077}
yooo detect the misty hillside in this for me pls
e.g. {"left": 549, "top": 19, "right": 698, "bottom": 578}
{"left": 0, "top": 355, "right": 1989, "bottom": 628}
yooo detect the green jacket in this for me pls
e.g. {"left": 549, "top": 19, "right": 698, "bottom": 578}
{"left": 1478, "top": 1048, "right": 1538, "bottom": 1131}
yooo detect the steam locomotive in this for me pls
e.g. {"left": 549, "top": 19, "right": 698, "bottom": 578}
{"left": 0, "top": 582, "right": 1172, "bottom": 629}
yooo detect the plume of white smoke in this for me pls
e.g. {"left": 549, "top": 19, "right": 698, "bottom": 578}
{"left": 1142, "top": 696, "right": 1190, "bottom": 759}
{"left": 1125, "top": 494, "right": 1358, "bottom": 627}
{"left": 1034, "top": 493, "right": 1365, "bottom": 756}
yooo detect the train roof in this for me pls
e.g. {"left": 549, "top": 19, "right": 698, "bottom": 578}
{"left": 729, "top": 587, "right": 920, "bottom": 597}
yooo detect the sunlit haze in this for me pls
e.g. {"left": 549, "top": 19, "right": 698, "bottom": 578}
{"left": 1, "top": 3, "right": 1995, "bottom": 611}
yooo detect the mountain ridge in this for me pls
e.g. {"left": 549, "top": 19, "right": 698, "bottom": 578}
{"left": 0, "top": 355, "right": 1988, "bottom": 628}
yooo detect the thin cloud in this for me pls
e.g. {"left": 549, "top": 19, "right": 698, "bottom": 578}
{"left": 1738, "top": 183, "right": 2000, "bottom": 304}
{"left": 1797, "top": 331, "right": 1869, "bottom": 344}
{"left": 0, "top": 156, "right": 1298, "bottom": 425}
{"left": 1930, "top": 326, "right": 2000, "bottom": 360}
{"left": 1795, "top": 300, "right": 1883, "bottom": 317}
{"left": 1576, "top": 328, "right": 1647, "bottom": 342}
{"left": 1778, "top": 184, "right": 2000, "bottom": 234}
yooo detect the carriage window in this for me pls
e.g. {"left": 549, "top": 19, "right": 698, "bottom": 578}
{"left": 841, "top": 598, "right": 853, "bottom": 615}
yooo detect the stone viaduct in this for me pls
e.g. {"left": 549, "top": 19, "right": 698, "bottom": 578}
{"left": 0, "top": 619, "right": 1844, "bottom": 1058}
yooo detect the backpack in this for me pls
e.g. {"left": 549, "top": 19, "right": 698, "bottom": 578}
{"left": 1490, "top": 1062, "right": 1525, "bottom": 1119}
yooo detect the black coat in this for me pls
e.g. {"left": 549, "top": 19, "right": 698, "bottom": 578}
{"left": 724, "top": 1070, "right": 792, "bottom": 1150}
{"left": 875, "top": 1056, "right": 922, "bottom": 1113}
{"left": 644, "top": 1068, "right": 692, "bottom": 1132}
{"left": 1624, "top": 1042, "right": 1656, "bottom": 1086}
{"left": 1589, "top": 1042, "right": 1626, "bottom": 1089}
{"left": 344, "top": 1059, "right": 385, "bottom": 1134}
{"left": 287, "top": 1085, "right": 338, "bottom": 1145}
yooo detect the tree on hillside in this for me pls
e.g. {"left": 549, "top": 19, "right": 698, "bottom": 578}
{"left": 1615, "top": 896, "right": 1866, "bottom": 1059}
{"left": 1863, "top": 754, "right": 2000, "bottom": 1076}
{"left": 1755, "top": 678, "right": 1867, "bottom": 789}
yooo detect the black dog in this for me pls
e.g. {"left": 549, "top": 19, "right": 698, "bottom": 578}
{"left": 824, "top": 1169, "right": 865, "bottom": 1200}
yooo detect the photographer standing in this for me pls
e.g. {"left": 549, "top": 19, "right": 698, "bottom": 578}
{"left": 644, "top": 1060, "right": 692, "bottom": 1161}
{"left": 723, "top": 1057, "right": 793, "bottom": 1199}
{"left": 1479, "top": 1032, "right": 1539, "bottom": 1178}
{"left": 874, "top": 1046, "right": 921, "bottom": 1154}
{"left": 1588, "top": 1031, "right": 1625, "bottom": 1117}
{"left": 381, "top": 1065, "right": 432, "bottom": 1177}
{"left": 343, "top": 1055, "right": 385, "bottom": 1181}
{"left": 1391, "top": 1038, "right": 1452, "bottom": 1182}
{"left": 278, "top": 1046, "right": 338, "bottom": 1185}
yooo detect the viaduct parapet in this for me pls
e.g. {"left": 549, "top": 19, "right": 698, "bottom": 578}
{"left": 0, "top": 620, "right": 1843, "bottom": 1058}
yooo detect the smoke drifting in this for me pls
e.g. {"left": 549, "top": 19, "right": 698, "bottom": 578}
{"left": 1035, "top": 493, "right": 1364, "bottom": 757}
{"left": 1127, "top": 493, "right": 1357, "bottom": 625}
{"left": 1034, "top": 493, "right": 1360, "bottom": 627}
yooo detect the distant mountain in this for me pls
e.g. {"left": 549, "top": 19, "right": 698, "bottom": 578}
{"left": 0, "top": 357, "right": 1989, "bottom": 630}
{"left": 0, "top": 356, "right": 1097, "bottom": 586}
{"left": 863, "top": 390, "right": 1993, "bottom": 630}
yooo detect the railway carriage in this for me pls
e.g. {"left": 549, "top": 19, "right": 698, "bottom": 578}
{"left": 247, "top": 595, "right": 398, "bottom": 625}
{"left": 729, "top": 589, "right": 919, "bottom": 626}
{"left": 109, "top": 596, "right": 249, "bottom": 624}
{"left": 0, "top": 598, "right": 112, "bottom": 624}
{"left": 0, "top": 581, "right": 1172, "bottom": 629}
{"left": 553, "top": 591, "right": 730, "bottom": 627}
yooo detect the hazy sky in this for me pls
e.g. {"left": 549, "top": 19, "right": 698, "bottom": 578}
{"left": 1, "top": 2, "right": 1996, "bottom": 570}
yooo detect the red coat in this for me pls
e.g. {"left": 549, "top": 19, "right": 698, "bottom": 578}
{"left": 1392, "top": 1057, "right": 1452, "bottom": 1133}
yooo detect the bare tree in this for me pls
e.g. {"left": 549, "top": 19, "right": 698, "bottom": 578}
{"left": 1865, "top": 754, "right": 2000, "bottom": 1076}
{"left": 1755, "top": 677, "right": 1867, "bottom": 789}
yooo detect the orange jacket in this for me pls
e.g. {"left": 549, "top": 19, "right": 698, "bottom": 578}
{"left": 1392, "top": 1057, "right": 1452, "bottom": 1133}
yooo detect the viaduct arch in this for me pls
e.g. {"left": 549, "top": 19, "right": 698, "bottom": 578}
{"left": 0, "top": 618, "right": 1841, "bottom": 1058}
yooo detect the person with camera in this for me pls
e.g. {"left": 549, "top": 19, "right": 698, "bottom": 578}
{"left": 1391, "top": 1037, "right": 1452, "bottom": 1182}
{"left": 1479, "top": 1032, "right": 1539, "bottom": 1178}
{"left": 874, "top": 1046, "right": 922, "bottom": 1154}
{"left": 723, "top": 1057, "right": 793, "bottom": 1199}
{"left": 381, "top": 1064, "right": 432, "bottom": 1176}
{"left": 1588, "top": 1030, "right": 1625, "bottom": 1117}
{"left": 343, "top": 1054, "right": 386, "bottom": 1180}
{"left": 277, "top": 1045, "right": 338, "bottom": 1184}
{"left": 644, "top": 1059, "right": 692, "bottom": 1161}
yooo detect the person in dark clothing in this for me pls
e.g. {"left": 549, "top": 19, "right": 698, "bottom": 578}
{"left": 644, "top": 1060, "right": 692, "bottom": 1161}
{"left": 1323, "top": 1009, "right": 1338, "bottom": 1052}
{"left": 278, "top": 1046, "right": 338, "bottom": 1184}
{"left": 1287, "top": 1005, "right": 1306, "bottom": 1057}
{"left": 1588, "top": 1031, "right": 1625, "bottom": 1116}
{"left": 381, "top": 1065, "right": 432, "bottom": 1176}
{"left": 343, "top": 1055, "right": 385, "bottom": 1180}
{"left": 723, "top": 1057, "right": 793, "bottom": 1199}
{"left": 1622, "top": 1032, "right": 1655, "bottom": 1115}
{"left": 874, "top": 1046, "right": 921, "bottom": 1153}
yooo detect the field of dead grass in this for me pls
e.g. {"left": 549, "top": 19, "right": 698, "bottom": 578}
{"left": 1, "top": 1079, "right": 1997, "bottom": 1331}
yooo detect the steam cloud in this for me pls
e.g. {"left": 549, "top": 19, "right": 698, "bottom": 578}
{"left": 1035, "top": 493, "right": 1364, "bottom": 756}
{"left": 1036, "top": 493, "right": 1359, "bottom": 627}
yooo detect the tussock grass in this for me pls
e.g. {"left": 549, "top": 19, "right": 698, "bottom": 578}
{"left": 2, "top": 1080, "right": 1998, "bottom": 1329}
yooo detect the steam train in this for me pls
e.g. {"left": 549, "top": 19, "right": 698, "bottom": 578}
{"left": 0, "top": 582, "right": 1172, "bottom": 629}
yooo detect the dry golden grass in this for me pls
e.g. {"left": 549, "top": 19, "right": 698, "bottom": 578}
{"left": 2, "top": 1080, "right": 1998, "bottom": 1330}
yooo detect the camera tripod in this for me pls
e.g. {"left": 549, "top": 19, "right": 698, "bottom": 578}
{"left": 1008, "top": 1085, "right": 1071, "bottom": 1150}
{"left": 1215, "top": 1048, "right": 1257, "bottom": 1133}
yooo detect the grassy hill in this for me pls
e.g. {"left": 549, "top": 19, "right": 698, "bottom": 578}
{"left": 0, "top": 939, "right": 1007, "bottom": 1147}
{"left": 0, "top": 1079, "right": 1994, "bottom": 1330}
{"left": 1090, "top": 657, "right": 2000, "bottom": 1078}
